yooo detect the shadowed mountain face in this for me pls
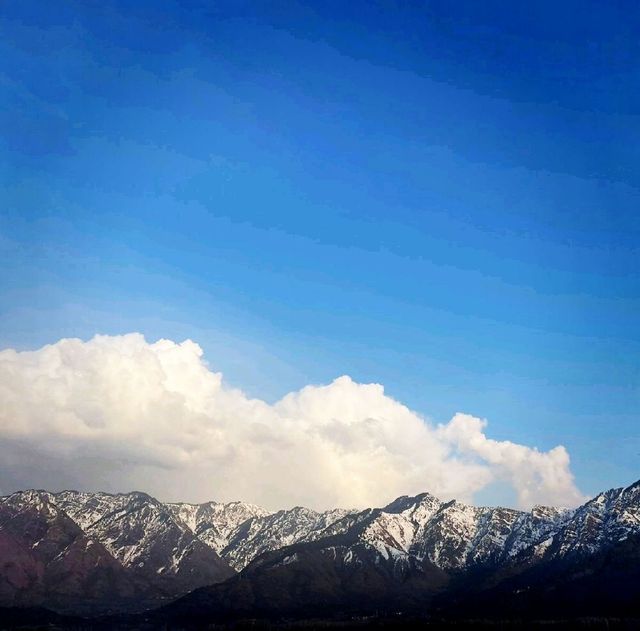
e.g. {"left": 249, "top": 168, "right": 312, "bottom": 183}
{"left": 0, "top": 490, "right": 234, "bottom": 614}
{"left": 1, "top": 481, "right": 639, "bottom": 621}
{"left": 0, "top": 491, "right": 140, "bottom": 614}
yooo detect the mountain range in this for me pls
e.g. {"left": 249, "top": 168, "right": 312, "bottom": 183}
{"left": 1, "top": 480, "right": 639, "bottom": 624}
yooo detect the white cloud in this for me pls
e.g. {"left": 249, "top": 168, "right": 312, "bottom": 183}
{"left": 0, "top": 333, "right": 586, "bottom": 510}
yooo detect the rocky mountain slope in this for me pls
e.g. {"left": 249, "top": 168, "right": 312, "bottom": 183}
{"left": 0, "top": 490, "right": 234, "bottom": 614}
{"left": 1, "top": 480, "right": 639, "bottom": 620}
{"left": 51, "top": 491, "right": 235, "bottom": 596}
{"left": 167, "top": 499, "right": 357, "bottom": 570}
{"left": 167, "top": 500, "right": 271, "bottom": 558}
{"left": 163, "top": 480, "right": 640, "bottom": 622}
{"left": 0, "top": 491, "right": 141, "bottom": 614}
{"left": 218, "top": 506, "right": 356, "bottom": 570}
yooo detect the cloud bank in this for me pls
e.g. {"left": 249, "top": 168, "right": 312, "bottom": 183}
{"left": 0, "top": 334, "right": 585, "bottom": 510}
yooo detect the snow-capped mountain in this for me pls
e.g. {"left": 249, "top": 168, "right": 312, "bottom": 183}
{"left": 163, "top": 480, "right": 640, "bottom": 622}
{"left": 0, "top": 491, "right": 140, "bottom": 614}
{"left": 233, "top": 491, "right": 574, "bottom": 580}
{"left": 352, "top": 492, "right": 572, "bottom": 570}
{"left": 0, "top": 490, "right": 234, "bottom": 613}
{"left": 528, "top": 479, "right": 640, "bottom": 559}
{"left": 219, "top": 506, "right": 356, "bottom": 570}
{"left": 50, "top": 491, "right": 234, "bottom": 594}
{"left": 1, "top": 480, "right": 639, "bottom": 619}
{"left": 167, "top": 500, "right": 355, "bottom": 570}
{"left": 167, "top": 500, "right": 272, "bottom": 561}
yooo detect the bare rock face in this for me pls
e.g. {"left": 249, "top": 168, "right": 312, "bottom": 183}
{"left": 0, "top": 491, "right": 140, "bottom": 614}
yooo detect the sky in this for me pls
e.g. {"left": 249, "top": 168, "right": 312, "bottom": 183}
{"left": 1, "top": 0, "right": 638, "bottom": 509}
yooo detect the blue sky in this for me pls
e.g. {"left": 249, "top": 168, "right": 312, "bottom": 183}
{"left": 1, "top": 0, "right": 639, "bottom": 503}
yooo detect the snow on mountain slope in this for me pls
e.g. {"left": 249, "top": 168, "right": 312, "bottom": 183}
{"left": 53, "top": 483, "right": 629, "bottom": 580}
{"left": 221, "top": 506, "right": 356, "bottom": 570}
{"left": 0, "top": 491, "right": 140, "bottom": 614}
{"left": 50, "top": 490, "right": 234, "bottom": 595}
{"left": 547, "top": 479, "right": 640, "bottom": 557}
{"left": 504, "top": 504, "right": 572, "bottom": 558}
{"left": 322, "top": 492, "right": 571, "bottom": 571}
{"left": 167, "top": 500, "right": 271, "bottom": 553}
{"left": 3, "top": 480, "right": 639, "bottom": 618}
{"left": 320, "top": 483, "right": 638, "bottom": 573}
{"left": 163, "top": 482, "right": 640, "bottom": 623}
{"left": 167, "top": 501, "right": 356, "bottom": 570}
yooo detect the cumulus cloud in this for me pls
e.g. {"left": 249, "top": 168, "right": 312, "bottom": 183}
{"left": 0, "top": 334, "right": 586, "bottom": 510}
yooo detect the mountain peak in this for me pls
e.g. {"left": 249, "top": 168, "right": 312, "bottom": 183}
{"left": 382, "top": 491, "right": 441, "bottom": 514}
